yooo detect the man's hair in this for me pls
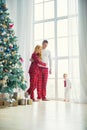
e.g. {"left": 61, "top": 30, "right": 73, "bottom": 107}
{"left": 42, "top": 40, "right": 48, "bottom": 44}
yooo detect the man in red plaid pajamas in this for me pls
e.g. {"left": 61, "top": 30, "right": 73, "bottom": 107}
{"left": 37, "top": 40, "right": 52, "bottom": 101}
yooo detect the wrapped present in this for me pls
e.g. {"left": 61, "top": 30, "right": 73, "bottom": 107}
{"left": 12, "top": 100, "right": 18, "bottom": 106}
{"left": 27, "top": 99, "right": 33, "bottom": 105}
{"left": 4, "top": 99, "right": 18, "bottom": 107}
{"left": 18, "top": 99, "right": 26, "bottom": 105}
{"left": 0, "top": 93, "right": 4, "bottom": 99}
{"left": 0, "top": 100, "right": 4, "bottom": 106}
{"left": 12, "top": 92, "right": 18, "bottom": 100}
{"left": 4, "top": 100, "right": 10, "bottom": 107}
{"left": 0, "top": 93, "right": 9, "bottom": 99}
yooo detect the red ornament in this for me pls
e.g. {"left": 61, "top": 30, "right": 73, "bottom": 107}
{"left": 9, "top": 24, "right": 14, "bottom": 28}
{"left": 9, "top": 44, "right": 13, "bottom": 49}
{"left": 20, "top": 57, "right": 24, "bottom": 63}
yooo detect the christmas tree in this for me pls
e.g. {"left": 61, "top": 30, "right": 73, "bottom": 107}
{"left": 0, "top": 0, "right": 27, "bottom": 94}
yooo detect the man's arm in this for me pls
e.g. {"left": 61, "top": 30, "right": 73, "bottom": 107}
{"left": 49, "top": 51, "right": 52, "bottom": 74}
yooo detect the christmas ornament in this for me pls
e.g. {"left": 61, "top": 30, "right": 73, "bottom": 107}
{"left": 5, "top": 48, "right": 10, "bottom": 53}
{"left": 2, "top": 31, "right": 6, "bottom": 35}
{"left": 7, "top": 34, "right": 9, "bottom": 36}
{"left": 12, "top": 51, "right": 16, "bottom": 55}
{"left": 3, "top": 38, "right": 8, "bottom": 42}
{"left": 9, "top": 44, "right": 13, "bottom": 49}
{"left": 0, "top": 46, "right": 3, "bottom": 52}
{"left": 1, "top": 64, "right": 3, "bottom": 67}
{"left": 4, "top": 76, "right": 8, "bottom": 80}
{"left": 0, "top": 80, "right": 3, "bottom": 84}
{"left": 0, "top": 28, "right": 4, "bottom": 32}
{"left": 4, "top": 68, "right": 8, "bottom": 72}
{"left": 4, "top": 60, "right": 7, "bottom": 63}
{"left": 9, "top": 23, "right": 14, "bottom": 28}
{"left": 0, "top": 61, "right": 2, "bottom": 65}
{"left": 2, "top": 24, "right": 7, "bottom": 28}
{"left": 20, "top": 57, "right": 24, "bottom": 63}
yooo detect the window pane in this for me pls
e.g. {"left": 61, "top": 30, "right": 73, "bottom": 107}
{"left": 58, "top": 38, "right": 68, "bottom": 57}
{"left": 69, "top": 36, "right": 79, "bottom": 56}
{"left": 44, "top": 21, "right": 54, "bottom": 39}
{"left": 34, "top": 40, "right": 43, "bottom": 46}
{"left": 73, "top": 37, "right": 79, "bottom": 56}
{"left": 49, "top": 59, "right": 55, "bottom": 78}
{"left": 58, "top": 79, "right": 64, "bottom": 99}
{"left": 47, "top": 79, "right": 55, "bottom": 99}
{"left": 47, "top": 39, "right": 55, "bottom": 57}
{"left": 34, "top": 23, "right": 43, "bottom": 40}
{"left": 68, "top": 0, "right": 78, "bottom": 15}
{"left": 58, "top": 59, "right": 68, "bottom": 78}
{"left": 68, "top": 17, "right": 78, "bottom": 35}
{"left": 35, "top": 0, "right": 43, "bottom": 4}
{"left": 57, "top": 0, "right": 67, "bottom": 17}
{"left": 35, "top": 4, "right": 43, "bottom": 21}
{"left": 73, "top": 59, "right": 79, "bottom": 78}
{"left": 44, "top": 1, "right": 54, "bottom": 19}
{"left": 57, "top": 19, "right": 68, "bottom": 37}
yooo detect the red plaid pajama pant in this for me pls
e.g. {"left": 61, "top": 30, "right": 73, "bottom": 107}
{"left": 27, "top": 71, "right": 39, "bottom": 100}
{"left": 37, "top": 67, "right": 48, "bottom": 100}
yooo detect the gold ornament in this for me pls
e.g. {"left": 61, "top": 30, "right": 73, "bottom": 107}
{"left": 0, "top": 80, "right": 3, "bottom": 84}
{"left": 12, "top": 51, "right": 16, "bottom": 55}
{"left": 3, "top": 38, "right": 8, "bottom": 42}
{"left": 2, "top": 24, "right": 7, "bottom": 28}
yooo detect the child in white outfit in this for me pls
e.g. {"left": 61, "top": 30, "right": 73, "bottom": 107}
{"left": 63, "top": 73, "right": 71, "bottom": 102}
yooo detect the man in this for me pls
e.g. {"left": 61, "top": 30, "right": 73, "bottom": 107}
{"left": 37, "top": 40, "right": 52, "bottom": 101}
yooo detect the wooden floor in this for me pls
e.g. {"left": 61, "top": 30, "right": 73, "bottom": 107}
{"left": 0, "top": 101, "right": 87, "bottom": 130}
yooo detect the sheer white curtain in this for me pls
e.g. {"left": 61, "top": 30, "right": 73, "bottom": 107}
{"left": 7, "top": 0, "right": 33, "bottom": 89}
{"left": 6, "top": 0, "right": 17, "bottom": 34}
{"left": 16, "top": 0, "right": 33, "bottom": 81}
{"left": 67, "top": 0, "right": 80, "bottom": 102}
{"left": 78, "top": 0, "right": 87, "bottom": 103}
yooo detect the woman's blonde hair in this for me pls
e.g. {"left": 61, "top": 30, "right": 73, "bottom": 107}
{"left": 34, "top": 45, "right": 42, "bottom": 60}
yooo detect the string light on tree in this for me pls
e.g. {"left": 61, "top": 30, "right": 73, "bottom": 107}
{"left": 0, "top": 0, "right": 27, "bottom": 94}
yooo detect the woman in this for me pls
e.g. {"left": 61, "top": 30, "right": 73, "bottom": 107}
{"left": 27, "top": 45, "right": 46, "bottom": 101}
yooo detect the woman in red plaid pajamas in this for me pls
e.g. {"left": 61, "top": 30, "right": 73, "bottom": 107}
{"left": 27, "top": 45, "right": 46, "bottom": 101}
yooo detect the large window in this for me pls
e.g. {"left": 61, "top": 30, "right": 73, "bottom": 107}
{"left": 33, "top": 0, "right": 79, "bottom": 100}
